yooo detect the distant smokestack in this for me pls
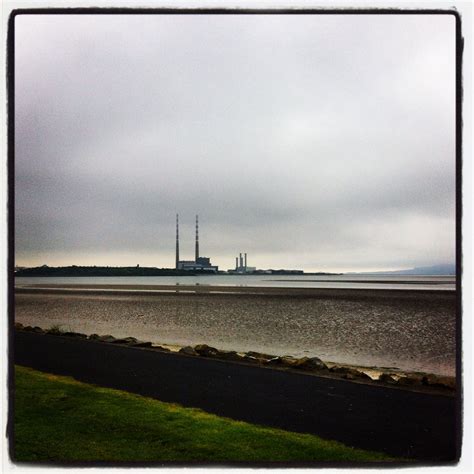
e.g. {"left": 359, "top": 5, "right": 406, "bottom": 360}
{"left": 244, "top": 253, "right": 247, "bottom": 271}
{"left": 195, "top": 214, "right": 199, "bottom": 262}
{"left": 235, "top": 257, "right": 238, "bottom": 270}
{"left": 239, "top": 253, "right": 243, "bottom": 268}
{"left": 175, "top": 214, "right": 179, "bottom": 269}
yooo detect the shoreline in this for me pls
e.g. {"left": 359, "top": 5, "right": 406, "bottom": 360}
{"left": 13, "top": 323, "right": 456, "bottom": 394}
{"left": 15, "top": 284, "right": 456, "bottom": 299}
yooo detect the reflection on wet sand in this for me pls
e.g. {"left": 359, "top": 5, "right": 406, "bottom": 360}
{"left": 15, "top": 285, "right": 456, "bottom": 377}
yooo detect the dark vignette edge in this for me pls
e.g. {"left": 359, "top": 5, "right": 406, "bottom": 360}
{"left": 5, "top": 5, "right": 464, "bottom": 468}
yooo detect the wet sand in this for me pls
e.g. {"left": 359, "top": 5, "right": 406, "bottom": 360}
{"left": 16, "top": 282, "right": 456, "bottom": 299}
{"left": 15, "top": 284, "right": 456, "bottom": 377}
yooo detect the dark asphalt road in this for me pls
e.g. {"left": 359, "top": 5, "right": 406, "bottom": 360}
{"left": 14, "top": 331, "right": 459, "bottom": 461}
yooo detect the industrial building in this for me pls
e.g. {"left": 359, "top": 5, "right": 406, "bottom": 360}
{"left": 230, "top": 252, "right": 256, "bottom": 274}
{"left": 175, "top": 214, "right": 218, "bottom": 272}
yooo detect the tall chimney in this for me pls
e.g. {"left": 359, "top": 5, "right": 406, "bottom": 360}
{"left": 244, "top": 253, "right": 247, "bottom": 272}
{"left": 235, "top": 257, "right": 238, "bottom": 270}
{"left": 175, "top": 214, "right": 179, "bottom": 269}
{"left": 239, "top": 253, "right": 243, "bottom": 268}
{"left": 195, "top": 214, "right": 199, "bottom": 262}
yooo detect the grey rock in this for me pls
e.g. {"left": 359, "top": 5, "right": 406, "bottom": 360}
{"left": 150, "top": 345, "right": 171, "bottom": 352}
{"left": 216, "top": 350, "right": 242, "bottom": 361}
{"left": 422, "top": 375, "right": 456, "bottom": 390}
{"left": 63, "top": 332, "right": 87, "bottom": 338}
{"left": 330, "top": 366, "right": 371, "bottom": 380}
{"left": 278, "top": 356, "right": 299, "bottom": 367}
{"left": 378, "top": 373, "right": 397, "bottom": 384}
{"left": 293, "top": 357, "right": 328, "bottom": 372}
{"left": 397, "top": 375, "right": 423, "bottom": 386}
{"left": 179, "top": 346, "right": 198, "bottom": 356}
{"left": 23, "top": 325, "right": 44, "bottom": 333}
{"left": 245, "top": 351, "right": 275, "bottom": 361}
{"left": 46, "top": 329, "right": 62, "bottom": 335}
{"left": 111, "top": 337, "right": 138, "bottom": 344}
{"left": 266, "top": 356, "right": 285, "bottom": 366}
{"left": 194, "top": 344, "right": 219, "bottom": 357}
{"left": 129, "top": 341, "right": 153, "bottom": 348}
{"left": 96, "top": 335, "right": 117, "bottom": 343}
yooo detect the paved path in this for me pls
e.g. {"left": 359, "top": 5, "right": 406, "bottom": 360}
{"left": 14, "top": 331, "right": 459, "bottom": 461}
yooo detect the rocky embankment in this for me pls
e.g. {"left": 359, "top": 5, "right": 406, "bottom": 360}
{"left": 14, "top": 323, "right": 456, "bottom": 394}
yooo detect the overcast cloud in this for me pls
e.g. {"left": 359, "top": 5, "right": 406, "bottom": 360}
{"left": 14, "top": 13, "right": 456, "bottom": 272}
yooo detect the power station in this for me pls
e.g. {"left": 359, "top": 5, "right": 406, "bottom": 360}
{"left": 175, "top": 214, "right": 218, "bottom": 272}
{"left": 231, "top": 252, "right": 256, "bottom": 274}
{"left": 173, "top": 215, "right": 302, "bottom": 274}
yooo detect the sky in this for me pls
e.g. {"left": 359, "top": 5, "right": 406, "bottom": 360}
{"left": 14, "top": 13, "right": 456, "bottom": 272}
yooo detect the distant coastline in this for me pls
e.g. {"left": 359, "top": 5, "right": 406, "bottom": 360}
{"left": 14, "top": 265, "right": 340, "bottom": 277}
{"left": 348, "top": 264, "right": 456, "bottom": 276}
{"left": 14, "top": 263, "right": 456, "bottom": 278}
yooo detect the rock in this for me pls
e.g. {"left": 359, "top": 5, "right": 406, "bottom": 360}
{"left": 330, "top": 366, "right": 371, "bottom": 380}
{"left": 23, "top": 325, "right": 44, "bottom": 333}
{"left": 96, "top": 335, "right": 117, "bottom": 343}
{"left": 179, "top": 346, "right": 198, "bottom": 356}
{"left": 243, "top": 351, "right": 277, "bottom": 364}
{"left": 150, "top": 345, "right": 170, "bottom": 352}
{"left": 293, "top": 357, "right": 328, "bottom": 372}
{"left": 46, "top": 328, "right": 62, "bottom": 335}
{"left": 396, "top": 375, "right": 423, "bottom": 386}
{"left": 129, "top": 341, "right": 153, "bottom": 348}
{"left": 266, "top": 356, "right": 285, "bottom": 366}
{"left": 111, "top": 337, "right": 138, "bottom": 344}
{"left": 245, "top": 351, "right": 275, "bottom": 361}
{"left": 378, "top": 373, "right": 397, "bottom": 384}
{"left": 215, "top": 350, "right": 242, "bottom": 362}
{"left": 242, "top": 355, "right": 260, "bottom": 363}
{"left": 14, "top": 322, "right": 24, "bottom": 330}
{"left": 123, "top": 337, "right": 139, "bottom": 344}
{"left": 62, "top": 332, "right": 87, "bottom": 338}
{"left": 278, "top": 356, "right": 299, "bottom": 367}
{"left": 194, "top": 344, "right": 220, "bottom": 357}
{"left": 422, "top": 375, "right": 456, "bottom": 390}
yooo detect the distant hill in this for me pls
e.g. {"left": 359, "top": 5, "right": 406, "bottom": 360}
{"left": 14, "top": 265, "right": 199, "bottom": 277}
{"left": 349, "top": 264, "right": 456, "bottom": 276}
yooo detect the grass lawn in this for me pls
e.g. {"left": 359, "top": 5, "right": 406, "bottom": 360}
{"left": 13, "top": 365, "right": 397, "bottom": 463}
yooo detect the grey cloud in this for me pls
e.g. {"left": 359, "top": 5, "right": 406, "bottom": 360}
{"left": 14, "top": 13, "right": 456, "bottom": 271}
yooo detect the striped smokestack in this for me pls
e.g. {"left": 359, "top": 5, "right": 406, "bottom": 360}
{"left": 195, "top": 214, "right": 199, "bottom": 262}
{"left": 175, "top": 214, "right": 179, "bottom": 269}
{"left": 244, "top": 253, "right": 247, "bottom": 271}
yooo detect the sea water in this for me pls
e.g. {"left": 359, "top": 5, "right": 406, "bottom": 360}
{"left": 15, "top": 274, "right": 456, "bottom": 291}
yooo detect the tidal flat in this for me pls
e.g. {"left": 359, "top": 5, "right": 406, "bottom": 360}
{"left": 14, "top": 285, "right": 456, "bottom": 377}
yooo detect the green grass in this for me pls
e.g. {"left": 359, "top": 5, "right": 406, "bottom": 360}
{"left": 14, "top": 365, "right": 397, "bottom": 463}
